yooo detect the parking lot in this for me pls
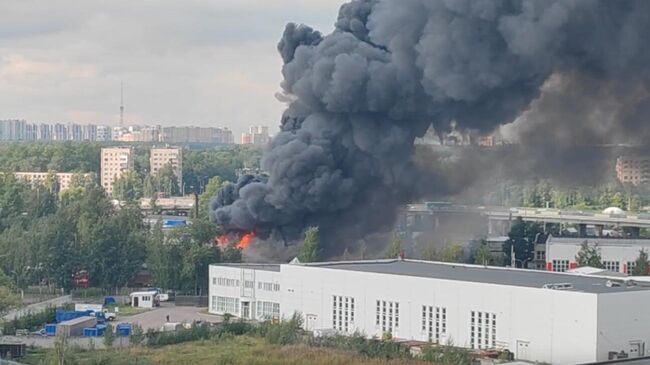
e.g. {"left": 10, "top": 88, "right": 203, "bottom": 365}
{"left": 115, "top": 304, "right": 222, "bottom": 331}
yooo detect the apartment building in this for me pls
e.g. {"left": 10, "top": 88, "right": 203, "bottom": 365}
{"left": 100, "top": 147, "right": 134, "bottom": 195}
{"left": 150, "top": 147, "right": 182, "bottom": 190}
{"left": 616, "top": 155, "right": 650, "bottom": 185}
{"left": 14, "top": 172, "right": 91, "bottom": 191}
{"left": 240, "top": 126, "right": 270, "bottom": 145}
{"left": 160, "top": 126, "right": 234, "bottom": 144}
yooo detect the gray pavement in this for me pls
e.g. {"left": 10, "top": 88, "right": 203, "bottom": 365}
{"left": 115, "top": 304, "right": 222, "bottom": 331}
{"left": 2, "top": 295, "right": 71, "bottom": 322}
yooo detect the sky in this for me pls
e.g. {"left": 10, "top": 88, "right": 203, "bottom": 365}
{"left": 0, "top": 0, "right": 342, "bottom": 137}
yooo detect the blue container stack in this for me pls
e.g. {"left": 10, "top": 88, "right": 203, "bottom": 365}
{"left": 83, "top": 324, "right": 107, "bottom": 337}
{"left": 44, "top": 324, "right": 57, "bottom": 336}
{"left": 116, "top": 323, "right": 132, "bottom": 337}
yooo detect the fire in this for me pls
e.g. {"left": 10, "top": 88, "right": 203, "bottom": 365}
{"left": 216, "top": 232, "right": 255, "bottom": 250}
{"left": 237, "top": 232, "right": 255, "bottom": 249}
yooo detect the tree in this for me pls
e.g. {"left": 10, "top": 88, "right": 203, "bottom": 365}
{"left": 473, "top": 243, "right": 494, "bottom": 265}
{"left": 502, "top": 217, "right": 544, "bottom": 268}
{"left": 440, "top": 244, "right": 464, "bottom": 263}
{"left": 632, "top": 250, "right": 650, "bottom": 276}
{"left": 0, "top": 270, "right": 19, "bottom": 316}
{"left": 198, "top": 176, "right": 223, "bottom": 217}
{"left": 153, "top": 164, "right": 180, "bottom": 197}
{"left": 575, "top": 241, "right": 603, "bottom": 268}
{"left": 298, "top": 226, "right": 321, "bottom": 263}
{"left": 421, "top": 243, "right": 439, "bottom": 261}
{"left": 385, "top": 232, "right": 403, "bottom": 259}
{"left": 112, "top": 170, "right": 143, "bottom": 202}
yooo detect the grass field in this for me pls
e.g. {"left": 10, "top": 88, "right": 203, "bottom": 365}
{"left": 22, "top": 335, "right": 432, "bottom": 365}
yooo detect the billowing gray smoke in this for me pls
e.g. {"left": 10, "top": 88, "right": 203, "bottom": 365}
{"left": 212, "top": 0, "right": 650, "bottom": 252}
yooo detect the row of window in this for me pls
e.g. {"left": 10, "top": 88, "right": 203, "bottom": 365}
{"left": 212, "top": 296, "right": 240, "bottom": 315}
{"left": 422, "top": 305, "right": 447, "bottom": 343}
{"left": 332, "top": 295, "right": 355, "bottom": 333}
{"left": 470, "top": 311, "right": 497, "bottom": 350}
{"left": 552, "top": 259, "right": 636, "bottom": 273}
{"left": 258, "top": 281, "right": 280, "bottom": 292}
{"left": 214, "top": 277, "right": 240, "bottom": 287}
{"left": 376, "top": 300, "right": 399, "bottom": 334}
{"left": 256, "top": 301, "right": 280, "bottom": 320}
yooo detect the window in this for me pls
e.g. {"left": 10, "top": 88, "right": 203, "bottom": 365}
{"left": 603, "top": 261, "right": 620, "bottom": 273}
{"left": 376, "top": 300, "right": 399, "bottom": 334}
{"left": 244, "top": 280, "right": 254, "bottom": 289}
{"left": 552, "top": 260, "right": 569, "bottom": 272}
{"left": 256, "top": 301, "right": 280, "bottom": 320}
{"left": 627, "top": 261, "right": 637, "bottom": 275}
{"left": 216, "top": 277, "right": 239, "bottom": 287}
{"left": 211, "top": 296, "right": 217, "bottom": 310}
{"left": 470, "top": 311, "right": 496, "bottom": 350}
{"left": 215, "top": 296, "right": 240, "bottom": 315}
{"left": 332, "top": 295, "right": 355, "bottom": 333}
{"left": 257, "top": 281, "right": 280, "bottom": 292}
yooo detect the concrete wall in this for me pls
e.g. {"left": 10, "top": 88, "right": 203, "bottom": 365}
{"left": 279, "top": 264, "right": 599, "bottom": 364}
{"left": 597, "top": 291, "right": 650, "bottom": 359}
{"left": 547, "top": 241, "right": 648, "bottom": 273}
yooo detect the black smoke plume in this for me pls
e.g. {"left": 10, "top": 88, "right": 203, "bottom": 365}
{"left": 212, "top": 0, "right": 650, "bottom": 253}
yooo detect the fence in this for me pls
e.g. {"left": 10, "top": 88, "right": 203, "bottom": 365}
{"left": 174, "top": 296, "right": 208, "bottom": 307}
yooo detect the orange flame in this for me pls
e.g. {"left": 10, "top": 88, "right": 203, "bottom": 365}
{"left": 236, "top": 232, "right": 255, "bottom": 249}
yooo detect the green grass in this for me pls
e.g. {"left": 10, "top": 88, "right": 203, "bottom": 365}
{"left": 22, "top": 335, "right": 431, "bottom": 365}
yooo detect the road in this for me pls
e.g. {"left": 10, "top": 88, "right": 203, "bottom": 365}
{"left": 2, "top": 295, "right": 71, "bottom": 322}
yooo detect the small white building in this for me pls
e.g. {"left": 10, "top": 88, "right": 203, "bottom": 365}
{"left": 210, "top": 259, "right": 650, "bottom": 364}
{"left": 546, "top": 236, "right": 650, "bottom": 274}
{"left": 130, "top": 291, "right": 158, "bottom": 308}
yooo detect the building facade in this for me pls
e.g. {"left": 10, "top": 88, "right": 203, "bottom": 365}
{"left": 210, "top": 259, "right": 650, "bottom": 364}
{"left": 150, "top": 147, "right": 183, "bottom": 190}
{"left": 240, "top": 126, "right": 270, "bottom": 145}
{"left": 546, "top": 236, "right": 650, "bottom": 275}
{"left": 14, "top": 172, "right": 91, "bottom": 191}
{"left": 160, "top": 126, "right": 234, "bottom": 144}
{"left": 100, "top": 147, "right": 134, "bottom": 195}
{"left": 616, "top": 155, "right": 650, "bottom": 185}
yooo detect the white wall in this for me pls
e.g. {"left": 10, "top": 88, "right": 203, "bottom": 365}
{"left": 547, "top": 242, "right": 646, "bottom": 273}
{"left": 280, "top": 264, "right": 598, "bottom": 364}
{"left": 597, "top": 292, "right": 650, "bottom": 359}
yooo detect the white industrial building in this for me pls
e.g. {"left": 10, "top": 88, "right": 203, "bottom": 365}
{"left": 546, "top": 236, "right": 650, "bottom": 274}
{"left": 209, "top": 258, "right": 650, "bottom": 364}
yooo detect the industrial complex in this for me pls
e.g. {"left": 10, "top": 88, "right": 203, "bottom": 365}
{"left": 209, "top": 258, "right": 650, "bottom": 364}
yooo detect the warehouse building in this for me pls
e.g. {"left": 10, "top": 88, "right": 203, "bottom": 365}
{"left": 209, "top": 258, "right": 650, "bottom": 364}
{"left": 546, "top": 236, "right": 650, "bottom": 274}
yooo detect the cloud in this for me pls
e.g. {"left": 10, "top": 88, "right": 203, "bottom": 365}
{"left": 0, "top": 0, "right": 341, "bottom": 135}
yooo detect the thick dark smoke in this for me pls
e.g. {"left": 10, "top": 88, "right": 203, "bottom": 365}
{"left": 212, "top": 0, "right": 650, "bottom": 253}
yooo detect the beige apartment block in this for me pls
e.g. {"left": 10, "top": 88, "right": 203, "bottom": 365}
{"left": 150, "top": 147, "right": 183, "bottom": 191}
{"left": 616, "top": 155, "right": 650, "bottom": 185}
{"left": 14, "top": 172, "right": 91, "bottom": 191}
{"left": 101, "top": 147, "right": 134, "bottom": 194}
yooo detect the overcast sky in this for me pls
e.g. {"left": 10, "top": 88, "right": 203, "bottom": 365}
{"left": 0, "top": 0, "right": 341, "bottom": 136}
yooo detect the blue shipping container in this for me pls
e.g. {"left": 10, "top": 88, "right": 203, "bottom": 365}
{"left": 116, "top": 323, "right": 131, "bottom": 337}
{"left": 56, "top": 309, "right": 107, "bottom": 324}
{"left": 83, "top": 324, "right": 107, "bottom": 337}
{"left": 45, "top": 324, "right": 57, "bottom": 336}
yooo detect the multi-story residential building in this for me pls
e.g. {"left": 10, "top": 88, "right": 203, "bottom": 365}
{"left": 616, "top": 155, "right": 650, "bottom": 185}
{"left": 14, "top": 172, "right": 92, "bottom": 191}
{"left": 96, "top": 125, "right": 112, "bottom": 141}
{"left": 38, "top": 124, "right": 52, "bottom": 140}
{"left": 241, "top": 126, "right": 270, "bottom": 145}
{"left": 52, "top": 123, "right": 67, "bottom": 141}
{"left": 0, "top": 119, "right": 27, "bottom": 140}
{"left": 150, "top": 147, "right": 182, "bottom": 190}
{"left": 100, "top": 147, "right": 134, "bottom": 195}
{"left": 25, "top": 123, "right": 38, "bottom": 140}
{"left": 160, "top": 126, "right": 233, "bottom": 144}
{"left": 67, "top": 123, "right": 83, "bottom": 141}
{"left": 82, "top": 124, "right": 97, "bottom": 141}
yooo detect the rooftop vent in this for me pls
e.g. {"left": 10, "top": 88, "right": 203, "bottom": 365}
{"left": 606, "top": 280, "right": 622, "bottom": 287}
{"left": 542, "top": 283, "right": 574, "bottom": 290}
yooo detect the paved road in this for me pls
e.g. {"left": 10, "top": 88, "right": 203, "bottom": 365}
{"left": 116, "top": 304, "right": 222, "bottom": 331}
{"left": 2, "top": 295, "right": 71, "bottom": 322}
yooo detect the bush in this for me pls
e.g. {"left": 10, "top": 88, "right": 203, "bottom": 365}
{"left": 1, "top": 306, "right": 56, "bottom": 335}
{"left": 309, "top": 333, "right": 411, "bottom": 360}
{"left": 104, "top": 324, "right": 115, "bottom": 348}
{"left": 131, "top": 324, "right": 145, "bottom": 346}
{"left": 262, "top": 313, "right": 303, "bottom": 345}
{"left": 421, "top": 342, "right": 472, "bottom": 365}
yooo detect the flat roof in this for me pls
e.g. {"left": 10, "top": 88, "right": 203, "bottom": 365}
{"left": 301, "top": 259, "right": 650, "bottom": 294}
{"left": 548, "top": 236, "right": 650, "bottom": 246}
{"left": 211, "top": 263, "right": 280, "bottom": 272}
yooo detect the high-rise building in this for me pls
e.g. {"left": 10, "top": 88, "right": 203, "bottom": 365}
{"left": 616, "top": 155, "right": 650, "bottom": 185}
{"left": 67, "top": 123, "right": 83, "bottom": 141}
{"left": 150, "top": 147, "right": 183, "bottom": 192}
{"left": 25, "top": 123, "right": 38, "bottom": 140}
{"left": 101, "top": 147, "right": 134, "bottom": 195}
{"left": 240, "top": 126, "right": 270, "bottom": 145}
{"left": 0, "top": 119, "right": 27, "bottom": 140}
{"left": 160, "top": 126, "right": 233, "bottom": 144}
{"left": 38, "top": 124, "right": 52, "bottom": 140}
{"left": 52, "top": 123, "right": 67, "bottom": 141}
{"left": 96, "top": 125, "right": 112, "bottom": 141}
{"left": 82, "top": 124, "right": 97, "bottom": 141}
